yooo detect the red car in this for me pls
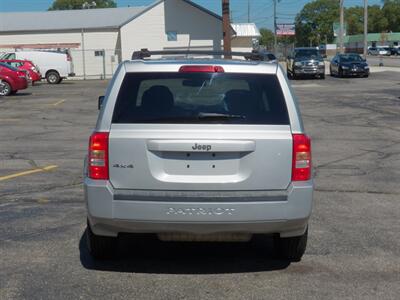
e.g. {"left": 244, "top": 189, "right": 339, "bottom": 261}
{"left": 0, "top": 62, "right": 28, "bottom": 96}
{"left": 0, "top": 59, "right": 41, "bottom": 85}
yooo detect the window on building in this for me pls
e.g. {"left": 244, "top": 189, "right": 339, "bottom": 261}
{"left": 2, "top": 53, "right": 16, "bottom": 60}
{"left": 166, "top": 31, "right": 177, "bottom": 42}
{"left": 94, "top": 50, "right": 105, "bottom": 57}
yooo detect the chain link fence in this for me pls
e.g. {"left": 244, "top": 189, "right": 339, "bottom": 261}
{"left": 69, "top": 48, "right": 122, "bottom": 80}
{"left": 68, "top": 45, "right": 295, "bottom": 79}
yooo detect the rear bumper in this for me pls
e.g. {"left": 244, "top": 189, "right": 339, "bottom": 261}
{"left": 85, "top": 179, "right": 314, "bottom": 238}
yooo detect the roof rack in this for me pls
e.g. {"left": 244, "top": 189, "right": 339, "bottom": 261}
{"left": 131, "top": 49, "right": 271, "bottom": 61}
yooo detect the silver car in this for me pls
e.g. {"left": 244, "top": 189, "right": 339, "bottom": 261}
{"left": 368, "top": 47, "right": 390, "bottom": 56}
{"left": 85, "top": 50, "right": 314, "bottom": 262}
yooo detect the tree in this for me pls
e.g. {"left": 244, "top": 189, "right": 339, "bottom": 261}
{"left": 345, "top": 4, "right": 394, "bottom": 35}
{"left": 368, "top": 5, "right": 389, "bottom": 33}
{"left": 49, "top": 0, "right": 116, "bottom": 10}
{"left": 295, "top": 0, "right": 339, "bottom": 46}
{"left": 382, "top": 0, "right": 400, "bottom": 32}
{"left": 345, "top": 6, "right": 364, "bottom": 35}
{"left": 259, "top": 28, "right": 274, "bottom": 48}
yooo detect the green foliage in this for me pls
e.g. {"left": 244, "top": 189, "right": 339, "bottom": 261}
{"left": 382, "top": 0, "right": 400, "bottom": 32}
{"left": 295, "top": 0, "right": 339, "bottom": 46}
{"left": 259, "top": 28, "right": 274, "bottom": 47}
{"left": 368, "top": 5, "right": 389, "bottom": 33}
{"left": 49, "top": 0, "right": 116, "bottom": 10}
{"left": 294, "top": 0, "right": 400, "bottom": 46}
{"left": 346, "top": 6, "right": 363, "bottom": 35}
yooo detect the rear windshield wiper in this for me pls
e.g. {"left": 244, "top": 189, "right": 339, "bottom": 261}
{"left": 129, "top": 113, "right": 246, "bottom": 123}
{"left": 197, "top": 112, "right": 246, "bottom": 119}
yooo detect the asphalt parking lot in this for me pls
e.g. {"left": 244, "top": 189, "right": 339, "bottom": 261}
{"left": 1, "top": 72, "right": 400, "bottom": 299}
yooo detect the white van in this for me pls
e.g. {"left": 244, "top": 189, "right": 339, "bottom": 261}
{"left": 0, "top": 51, "right": 75, "bottom": 84}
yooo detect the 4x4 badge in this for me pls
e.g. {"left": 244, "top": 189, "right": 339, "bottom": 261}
{"left": 112, "top": 163, "right": 134, "bottom": 169}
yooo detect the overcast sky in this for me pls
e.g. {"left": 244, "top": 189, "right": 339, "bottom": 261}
{"left": 0, "top": 0, "right": 382, "bottom": 30}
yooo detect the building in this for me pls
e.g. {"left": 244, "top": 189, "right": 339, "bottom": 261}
{"left": 231, "top": 23, "right": 261, "bottom": 52}
{"left": 334, "top": 32, "right": 400, "bottom": 53}
{"left": 0, "top": 0, "right": 229, "bottom": 79}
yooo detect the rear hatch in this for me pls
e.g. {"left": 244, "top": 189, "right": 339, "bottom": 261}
{"left": 108, "top": 67, "right": 293, "bottom": 191}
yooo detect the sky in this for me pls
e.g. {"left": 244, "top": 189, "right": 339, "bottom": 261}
{"left": 0, "top": 0, "right": 382, "bottom": 30}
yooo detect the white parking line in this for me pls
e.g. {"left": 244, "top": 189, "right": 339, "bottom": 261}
{"left": 51, "top": 99, "right": 66, "bottom": 106}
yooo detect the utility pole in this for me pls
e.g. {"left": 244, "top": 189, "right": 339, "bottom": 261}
{"left": 273, "top": 0, "right": 277, "bottom": 55}
{"left": 339, "top": 0, "right": 344, "bottom": 54}
{"left": 247, "top": 0, "right": 250, "bottom": 23}
{"left": 222, "top": 0, "right": 232, "bottom": 58}
{"left": 363, "top": 0, "right": 368, "bottom": 58}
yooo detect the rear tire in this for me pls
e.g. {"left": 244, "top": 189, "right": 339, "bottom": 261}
{"left": 86, "top": 221, "right": 117, "bottom": 260}
{"left": 46, "top": 71, "right": 61, "bottom": 84}
{"left": 0, "top": 81, "right": 12, "bottom": 96}
{"left": 274, "top": 227, "right": 308, "bottom": 262}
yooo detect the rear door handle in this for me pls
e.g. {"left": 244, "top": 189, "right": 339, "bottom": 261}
{"left": 147, "top": 140, "right": 256, "bottom": 152}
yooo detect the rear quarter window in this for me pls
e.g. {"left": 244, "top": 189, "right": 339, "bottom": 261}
{"left": 112, "top": 72, "right": 289, "bottom": 125}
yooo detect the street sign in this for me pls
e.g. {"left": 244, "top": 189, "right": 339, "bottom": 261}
{"left": 276, "top": 24, "right": 295, "bottom": 36}
{"left": 333, "top": 22, "right": 347, "bottom": 37}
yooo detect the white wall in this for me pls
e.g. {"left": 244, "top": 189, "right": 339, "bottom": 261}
{"left": 0, "top": 0, "right": 225, "bottom": 78}
{"left": 0, "top": 30, "right": 119, "bottom": 78}
{"left": 71, "top": 30, "right": 120, "bottom": 78}
{"left": 232, "top": 36, "right": 254, "bottom": 52}
{"left": 120, "top": 0, "right": 223, "bottom": 60}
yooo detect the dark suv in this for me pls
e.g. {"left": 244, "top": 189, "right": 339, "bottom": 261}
{"left": 286, "top": 48, "right": 325, "bottom": 79}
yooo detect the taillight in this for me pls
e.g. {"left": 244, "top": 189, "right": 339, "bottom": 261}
{"left": 17, "top": 71, "right": 26, "bottom": 78}
{"left": 292, "top": 134, "right": 312, "bottom": 181}
{"left": 67, "top": 54, "right": 72, "bottom": 62}
{"left": 179, "top": 65, "right": 224, "bottom": 73}
{"left": 88, "top": 132, "right": 109, "bottom": 180}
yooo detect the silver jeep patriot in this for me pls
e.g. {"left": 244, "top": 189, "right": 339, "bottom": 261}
{"left": 84, "top": 50, "right": 313, "bottom": 261}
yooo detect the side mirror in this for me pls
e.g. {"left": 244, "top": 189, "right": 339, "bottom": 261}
{"left": 98, "top": 96, "right": 105, "bottom": 110}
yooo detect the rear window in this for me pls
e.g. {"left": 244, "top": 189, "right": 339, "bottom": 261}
{"left": 112, "top": 72, "right": 289, "bottom": 125}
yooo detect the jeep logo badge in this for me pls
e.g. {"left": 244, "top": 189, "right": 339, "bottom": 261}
{"left": 192, "top": 143, "right": 212, "bottom": 151}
